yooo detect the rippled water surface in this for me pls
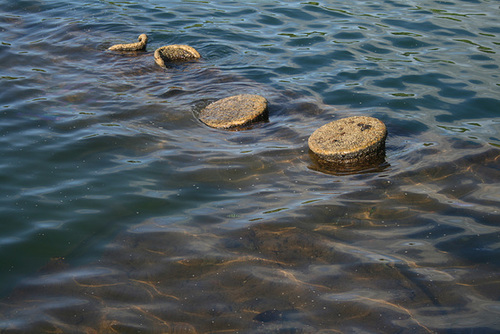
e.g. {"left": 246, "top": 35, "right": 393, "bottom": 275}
{"left": 1, "top": 0, "right": 499, "bottom": 332}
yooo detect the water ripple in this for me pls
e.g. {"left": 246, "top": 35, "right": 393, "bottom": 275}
{"left": 0, "top": 0, "right": 499, "bottom": 332}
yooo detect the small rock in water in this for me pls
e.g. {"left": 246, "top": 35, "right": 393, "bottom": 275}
{"left": 198, "top": 94, "right": 269, "bottom": 130}
{"left": 154, "top": 45, "right": 201, "bottom": 66}
{"left": 108, "top": 34, "right": 148, "bottom": 51}
{"left": 308, "top": 116, "right": 387, "bottom": 168}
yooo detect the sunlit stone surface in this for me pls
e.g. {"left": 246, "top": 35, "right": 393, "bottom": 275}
{"left": 154, "top": 45, "right": 201, "bottom": 67}
{"left": 108, "top": 34, "right": 148, "bottom": 51}
{"left": 199, "top": 94, "right": 269, "bottom": 129}
{"left": 309, "top": 116, "right": 387, "bottom": 168}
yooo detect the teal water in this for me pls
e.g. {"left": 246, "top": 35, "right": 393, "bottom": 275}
{"left": 0, "top": 0, "right": 499, "bottom": 332}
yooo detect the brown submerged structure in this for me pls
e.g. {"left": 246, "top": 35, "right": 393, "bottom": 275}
{"left": 108, "top": 33, "right": 148, "bottom": 51}
{"left": 198, "top": 94, "right": 269, "bottom": 130}
{"left": 308, "top": 116, "right": 387, "bottom": 171}
{"left": 154, "top": 44, "right": 201, "bottom": 67}
{"left": 106, "top": 34, "right": 388, "bottom": 172}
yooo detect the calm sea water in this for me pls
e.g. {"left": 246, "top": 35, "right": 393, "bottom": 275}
{"left": 1, "top": 0, "right": 499, "bottom": 332}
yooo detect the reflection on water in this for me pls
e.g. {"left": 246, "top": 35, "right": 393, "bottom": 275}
{"left": 1, "top": 0, "right": 500, "bottom": 333}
